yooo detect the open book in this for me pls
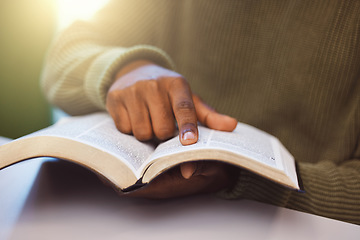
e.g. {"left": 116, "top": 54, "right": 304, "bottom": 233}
{"left": 0, "top": 112, "right": 300, "bottom": 191}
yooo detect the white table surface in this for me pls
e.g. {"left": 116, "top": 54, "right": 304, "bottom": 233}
{"left": 0, "top": 158, "right": 359, "bottom": 240}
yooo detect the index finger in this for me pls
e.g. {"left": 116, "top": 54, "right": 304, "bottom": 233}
{"left": 168, "top": 77, "right": 198, "bottom": 145}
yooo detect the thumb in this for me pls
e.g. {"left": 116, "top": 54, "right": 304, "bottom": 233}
{"left": 193, "top": 95, "right": 237, "bottom": 132}
{"left": 180, "top": 162, "right": 197, "bottom": 179}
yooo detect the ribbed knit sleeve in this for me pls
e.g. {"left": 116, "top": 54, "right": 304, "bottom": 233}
{"left": 220, "top": 156, "right": 360, "bottom": 224}
{"left": 41, "top": 1, "right": 175, "bottom": 115}
{"left": 41, "top": 42, "right": 173, "bottom": 115}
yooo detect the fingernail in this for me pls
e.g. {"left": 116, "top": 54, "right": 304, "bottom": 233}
{"left": 182, "top": 130, "right": 196, "bottom": 141}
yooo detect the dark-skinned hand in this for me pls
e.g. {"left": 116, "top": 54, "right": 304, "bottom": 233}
{"left": 106, "top": 60, "right": 238, "bottom": 198}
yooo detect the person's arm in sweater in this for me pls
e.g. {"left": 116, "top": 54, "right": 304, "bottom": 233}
{"left": 41, "top": 0, "right": 238, "bottom": 198}
{"left": 220, "top": 152, "right": 360, "bottom": 225}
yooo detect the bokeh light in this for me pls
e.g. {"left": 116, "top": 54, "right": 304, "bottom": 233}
{"left": 56, "top": 0, "right": 110, "bottom": 30}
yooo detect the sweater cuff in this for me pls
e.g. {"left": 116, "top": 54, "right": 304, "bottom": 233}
{"left": 84, "top": 45, "right": 175, "bottom": 110}
{"left": 218, "top": 169, "right": 292, "bottom": 208}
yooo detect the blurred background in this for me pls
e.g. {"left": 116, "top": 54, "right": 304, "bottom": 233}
{"left": 0, "top": 0, "right": 109, "bottom": 139}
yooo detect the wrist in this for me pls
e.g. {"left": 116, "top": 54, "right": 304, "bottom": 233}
{"left": 115, "top": 60, "right": 156, "bottom": 79}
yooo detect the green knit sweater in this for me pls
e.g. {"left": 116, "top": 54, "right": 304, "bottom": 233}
{"left": 41, "top": 0, "right": 360, "bottom": 224}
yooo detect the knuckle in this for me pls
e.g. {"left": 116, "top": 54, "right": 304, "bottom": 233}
{"left": 134, "top": 129, "right": 153, "bottom": 141}
{"left": 106, "top": 90, "right": 130, "bottom": 107}
{"left": 155, "top": 126, "right": 176, "bottom": 140}
{"left": 132, "top": 118, "right": 153, "bottom": 141}
{"left": 161, "top": 75, "right": 188, "bottom": 89}
{"left": 134, "top": 78, "right": 157, "bottom": 87}
{"left": 133, "top": 79, "right": 159, "bottom": 95}
{"left": 106, "top": 89, "right": 121, "bottom": 102}
{"left": 146, "top": 79, "right": 159, "bottom": 87}
{"left": 110, "top": 114, "right": 131, "bottom": 134}
{"left": 129, "top": 84, "right": 140, "bottom": 95}
{"left": 115, "top": 122, "right": 132, "bottom": 134}
{"left": 171, "top": 76, "right": 188, "bottom": 87}
{"left": 175, "top": 100, "right": 195, "bottom": 112}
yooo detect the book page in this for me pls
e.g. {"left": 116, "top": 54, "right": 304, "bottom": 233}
{"left": 20, "top": 112, "right": 155, "bottom": 173}
{"left": 146, "top": 123, "right": 282, "bottom": 170}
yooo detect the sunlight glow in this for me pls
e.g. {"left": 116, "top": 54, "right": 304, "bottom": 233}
{"left": 56, "top": 0, "right": 110, "bottom": 30}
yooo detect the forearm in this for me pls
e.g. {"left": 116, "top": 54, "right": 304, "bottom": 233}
{"left": 41, "top": 36, "right": 173, "bottom": 115}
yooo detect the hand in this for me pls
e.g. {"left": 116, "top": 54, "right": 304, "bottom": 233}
{"left": 106, "top": 60, "right": 237, "bottom": 145}
{"left": 121, "top": 161, "right": 239, "bottom": 199}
